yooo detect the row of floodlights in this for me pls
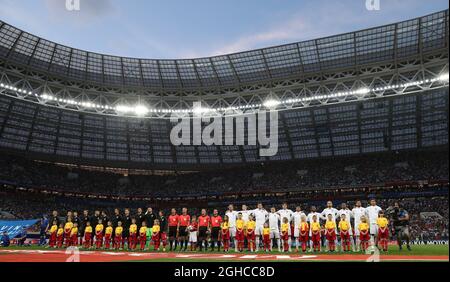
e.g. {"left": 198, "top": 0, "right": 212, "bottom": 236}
{"left": 0, "top": 73, "right": 448, "bottom": 116}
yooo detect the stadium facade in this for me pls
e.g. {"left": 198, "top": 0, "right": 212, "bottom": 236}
{"left": 0, "top": 10, "right": 448, "bottom": 170}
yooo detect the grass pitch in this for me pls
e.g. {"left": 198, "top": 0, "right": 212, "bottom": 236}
{"left": 0, "top": 244, "right": 448, "bottom": 262}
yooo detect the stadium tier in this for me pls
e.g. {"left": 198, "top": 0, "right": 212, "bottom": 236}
{"left": 0, "top": 10, "right": 448, "bottom": 170}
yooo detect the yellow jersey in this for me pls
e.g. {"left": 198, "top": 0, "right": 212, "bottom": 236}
{"left": 339, "top": 220, "right": 350, "bottom": 232}
{"left": 281, "top": 223, "right": 290, "bottom": 233}
{"left": 221, "top": 222, "right": 229, "bottom": 231}
{"left": 70, "top": 227, "right": 78, "bottom": 236}
{"left": 152, "top": 225, "right": 160, "bottom": 233}
{"left": 246, "top": 220, "right": 256, "bottom": 231}
{"left": 57, "top": 228, "right": 64, "bottom": 236}
{"left": 129, "top": 224, "right": 137, "bottom": 234}
{"left": 84, "top": 226, "right": 93, "bottom": 234}
{"left": 359, "top": 222, "right": 369, "bottom": 232}
{"left": 64, "top": 222, "right": 73, "bottom": 231}
{"left": 115, "top": 226, "right": 123, "bottom": 236}
{"left": 377, "top": 217, "right": 389, "bottom": 229}
{"left": 325, "top": 220, "right": 336, "bottom": 230}
{"left": 95, "top": 224, "right": 104, "bottom": 233}
{"left": 263, "top": 227, "right": 270, "bottom": 236}
{"left": 49, "top": 225, "right": 58, "bottom": 234}
{"left": 300, "top": 222, "right": 309, "bottom": 232}
{"left": 105, "top": 226, "right": 113, "bottom": 235}
{"left": 139, "top": 226, "right": 147, "bottom": 235}
{"left": 311, "top": 222, "right": 321, "bottom": 232}
{"left": 236, "top": 219, "right": 245, "bottom": 230}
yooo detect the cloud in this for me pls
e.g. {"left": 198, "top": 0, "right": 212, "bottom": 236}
{"left": 195, "top": 0, "right": 385, "bottom": 57}
{"left": 209, "top": 17, "right": 308, "bottom": 56}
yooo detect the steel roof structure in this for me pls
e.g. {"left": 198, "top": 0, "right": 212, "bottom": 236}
{"left": 0, "top": 10, "right": 448, "bottom": 170}
{"left": 0, "top": 9, "right": 446, "bottom": 91}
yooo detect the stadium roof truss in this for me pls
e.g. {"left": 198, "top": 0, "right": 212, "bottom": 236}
{"left": 0, "top": 10, "right": 448, "bottom": 118}
{"left": 0, "top": 10, "right": 448, "bottom": 169}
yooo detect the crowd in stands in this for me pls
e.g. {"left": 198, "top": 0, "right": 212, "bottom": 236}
{"left": 0, "top": 150, "right": 448, "bottom": 198}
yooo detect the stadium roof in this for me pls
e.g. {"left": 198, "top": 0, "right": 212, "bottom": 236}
{"left": 0, "top": 10, "right": 448, "bottom": 90}
{"left": 0, "top": 10, "right": 448, "bottom": 169}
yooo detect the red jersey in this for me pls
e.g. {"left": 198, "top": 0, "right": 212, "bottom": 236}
{"left": 190, "top": 222, "right": 198, "bottom": 232}
{"left": 211, "top": 216, "right": 223, "bottom": 228}
{"left": 168, "top": 214, "right": 179, "bottom": 227}
{"left": 198, "top": 215, "right": 210, "bottom": 227}
{"left": 179, "top": 214, "right": 191, "bottom": 227}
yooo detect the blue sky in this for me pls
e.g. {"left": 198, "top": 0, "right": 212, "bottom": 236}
{"left": 0, "top": 0, "right": 448, "bottom": 59}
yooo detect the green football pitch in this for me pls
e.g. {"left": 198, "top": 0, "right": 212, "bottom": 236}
{"left": 0, "top": 244, "right": 448, "bottom": 262}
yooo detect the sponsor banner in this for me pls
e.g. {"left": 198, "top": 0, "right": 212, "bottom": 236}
{"left": 412, "top": 240, "right": 449, "bottom": 245}
{"left": 0, "top": 220, "right": 39, "bottom": 239}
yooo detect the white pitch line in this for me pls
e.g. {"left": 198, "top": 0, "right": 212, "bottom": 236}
{"left": 298, "top": 255, "right": 318, "bottom": 259}
{"left": 240, "top": 255, "right": 258, "bottom": 259}
{"left": 128, "top": 253, "right": 146, "bottom": 257}
{"left": 275, "top": 255, "right": 292, "bottom": 260}
{"left": 102, "top": 252, "right": 126, "bottom": 256}
{"left": 176, "top": 254, "right": 196, "bottom": 258}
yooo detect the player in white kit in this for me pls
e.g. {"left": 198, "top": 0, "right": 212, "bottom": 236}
{"left": 321, "top": 201, "right": 339, "bottom": 250}
{"left": 292, "top": 206, "right": 306, "bottom": 252}
{"left": 252, "top": 203, "right": 268, "bottom": 252}
{"left": 338, "top": 203, "right": 355, "bottom": 251}
{"left": 239, "top": 205, "right": 251, "bottom": 223}
{"left": 366, "top": 199, "right": 382, "bottom": 245}
{"left": 321, "top": 201, "right": 339, "bottom": 223}
{"left": 268, "top": 207, "right": 281, "bottom": 252}
{"left": 278, "top": 203, "right": 294, "bottom": 252}
{"left": 351, "top": 200, "right": 368, "bottom": 251}
{"left": 307, "top": 206, "right": 321, "bottom": 252}
{"left": 225, "top": 204, "right": 238, "bottom": 252}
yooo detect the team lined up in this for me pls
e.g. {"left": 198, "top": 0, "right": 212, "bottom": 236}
{"left": 45, "top": 199, "right": 391, "bottom": 253}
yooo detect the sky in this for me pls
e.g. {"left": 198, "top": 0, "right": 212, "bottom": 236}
{"left": 0, "top": 0, "right": 448, "bottom": 59}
